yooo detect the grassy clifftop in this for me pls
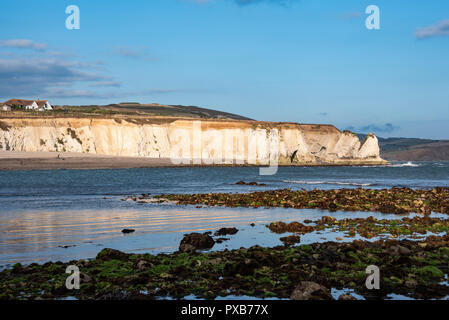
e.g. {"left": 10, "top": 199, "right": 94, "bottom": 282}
{"left": 21, "top": 103, "right": 253, "bottom": 121}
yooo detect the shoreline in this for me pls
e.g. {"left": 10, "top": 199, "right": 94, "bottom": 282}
{"left": 0, "top": 151, "right": 388, "bottom": 171}
{"left": 2, "top": 233, "right": 448, "bottom": 300}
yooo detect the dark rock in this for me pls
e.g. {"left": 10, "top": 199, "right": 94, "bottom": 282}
{"left": 96, "top": 248, "right": 129, "bottom": 261}
{"left": 405, "top": 279, "right": 418, "bottom": 288}
{"left": 267, "top": 221, "right": 288, "bottom": 233}
{"left": 280, "top": 235, "right": 300, "bottom": 246}
{"left": 215, "top": 227, "right": 238, "bottom": 236}
{"left": 235, "top": 181, "right": 246, "bottom": 185}
{"left": 388, "top": 245, "right": 411, "bottom": 256}
{"left": 80, "top": 272, "right": 92, "bottom": 283}
{"left": 248, "top": 181, "right": 266, "bottom": 186}
{"left": 215, "top": 238, "right": 230, "bottom": 244}
{"left": 122, "top": 229, "right": 135, "bottom": 234}
{"left": 179, "top": 232, "right": 215, "bottom": 252}
{"left": 58, "top": 245, "right": 76, "bottom": 249}
{"left": 338, "top": 294, "right": 357, "bottom": 300}
{"left": 379, "top": 203, "right": 396, "bottom": 213}
{"left": 290, "top": 281, "right": 333, "bottom": 300}
{"left": 136, "top": 260, "right": 152, "bottom": 271}
{"left": 224, "top": 258, "right": 259, "bottom": 276}
{"left": 179, "top": 243, "right": 196, "bottom": 253}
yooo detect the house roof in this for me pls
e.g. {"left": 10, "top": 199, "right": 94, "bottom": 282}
{"left": 4, "top": 98, "right": 36, "bottom": 106}
{"left": 36, "top": 100, "right": 49, "bottom": 108}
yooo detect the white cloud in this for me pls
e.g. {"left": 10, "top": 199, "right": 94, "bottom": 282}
{"left": 0, "top": 39, "right": 47, "bottom": 51}
{"left": 416, "top": 20, "right": 449, "bottom": 39}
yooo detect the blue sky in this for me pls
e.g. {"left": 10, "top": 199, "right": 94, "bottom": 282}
{"left": 1, "top": 0, "right": 448, "bottom": 139}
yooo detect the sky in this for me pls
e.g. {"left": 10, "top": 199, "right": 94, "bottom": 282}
{"left": 0, "top": 0, "right": 448, "bottom": 139}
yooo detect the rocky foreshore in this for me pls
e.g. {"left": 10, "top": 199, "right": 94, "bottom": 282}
{"left": 3, "top": 187, "right": 448, "bottom": 300}
{"left": 1, "top": 233, "right": 448, "bottom": 300}
{"left": 150, "top": 187, "right": 449, "bottom": 215}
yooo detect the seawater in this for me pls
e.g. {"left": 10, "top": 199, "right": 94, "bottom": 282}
{"left": 0, "top": 161, "right": 448, "bottom": 265}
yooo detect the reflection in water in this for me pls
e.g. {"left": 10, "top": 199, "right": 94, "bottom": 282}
{"left": 0, "top": 203, "right": 414, "bottom": 266}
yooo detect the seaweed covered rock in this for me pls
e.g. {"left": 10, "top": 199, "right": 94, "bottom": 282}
{"left": 290, "top": 281, "right": 333, "bottom": 300}
{"left": 214, "top": 227, "right": 238, "bottom": 236}
{"left": 338, "top": 294, "right": 357, "bottom": 300}
{"left": 96, "top": 248, "right": 129, "bottom": 261}
{"left": 280, "top": 235, "right": 301, "bottom": 246}
{"left": 179, "top": 232, "right": 215, "bottom": 252}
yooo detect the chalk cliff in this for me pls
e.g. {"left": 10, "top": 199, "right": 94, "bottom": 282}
{"left": 0, "top": 117, "right": 387, "bottom": 165}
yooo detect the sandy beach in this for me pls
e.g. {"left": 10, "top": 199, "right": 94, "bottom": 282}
{"left": 0, "top": 150, "right": 174, "bottom": 170}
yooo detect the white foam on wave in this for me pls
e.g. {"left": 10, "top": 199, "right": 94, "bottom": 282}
{"left": 388, "top": 161, "right": 420, "bottom": 168}
{"left": 283, "top": 180, "right": 374, "bottom": 187}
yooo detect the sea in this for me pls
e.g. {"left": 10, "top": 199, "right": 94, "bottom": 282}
{"left": 0, "top": 161, "right": 448, "bottom": 267}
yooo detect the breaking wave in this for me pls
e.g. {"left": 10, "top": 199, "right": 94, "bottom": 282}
{"left": 283, "top": 180, "right": 375, "bottom": 187}
{"left": 388, "top": 162, "right": 420, "bottom": 168}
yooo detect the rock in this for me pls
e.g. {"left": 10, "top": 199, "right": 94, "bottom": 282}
{"left": 338, "top": 294, "right": 357, "bottom": 300}
{"left": 136, "top": 260, "right": 151, "bottom": 271}
{"left": 286, "top": 222, "right": 314, "bottom": 233}
{"left": 179, "top": 243, "right": 196, "bottom": 253}
{"left": 320, "top": 216, "right": 337, "bottom": 224}
{"left": 379, "top": 203, "right": 396, "bottom": 213}
{"left": 179, "top": 232, "right": 215, "bottom": 252}
{"left": 58, "top": 245, "right": 76, "bottom": 249}
{"left": 267, "top": 221, "right": 288, "bottom": 233}
{"left": 290, "top": 281, "right": 333, "bottom": 300}
{"left": 121, "top": 229, "right": 135, "bottom": 234}
{"left": 405, "top": 279, "right": 418, "bottom": 288}
{"left": 224, "top": 258, "right": 259, "bottom": 276}
{"left": 80, "top": 272, "right": 92, "bottom": 283}
{"left": 280, "top": 235, "right": 300, "bottom": 246}
{"left": 235, "top": 181, "right": 266, "bottom": 186}
{"left": 96, "top": 248, "right": 129, "bottom": 261}
{"left": 389, "top": 245, "right": 411, "bottom": 256}
{"left": 214, "top": 227, "right": 238, "bottom": 236}
{"left": 215, "top": 238, "right": 230, "bottom": 244}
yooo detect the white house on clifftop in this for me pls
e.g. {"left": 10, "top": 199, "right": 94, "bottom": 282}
{"left": 2, "top": 98, "right": 53, "bottom": 111}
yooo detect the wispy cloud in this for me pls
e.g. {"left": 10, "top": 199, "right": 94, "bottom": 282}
{"left": 0, "top": 38, "right": 127, "bottom": 99}
{"left": 89, "top": 81, "right": 121, "bottom": 88}
{"left": 115, "top": 45, "right": 151, "bottom": 59}
{"left": 342, "top": 12, "right": 362, "bottom": 21}
{"left": 416, "top": 20, "right": 449, "bottom": 39}
{"left": 233, "top": 0, "right": 299, "bottom": 5}
{"left": 44, "top": 88, "right": 116, "bottom": 99}
{"left": 346, "top": 123, "right": 400, "bottom": 134}
{"left": 194, "top": 0, "right": 299, "bottom": 6}
{"left": 0, "top": 39, "right": 47, "bottom": 51}
{"left": 0, "top": 58, "right": 112, "bottom": 98}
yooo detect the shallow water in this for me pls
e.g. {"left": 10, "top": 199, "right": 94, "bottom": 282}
{"left": 0, "top": 161, "right": 448, "bottom": 266}
{"left": 0, "top": 201, "right": 443, "bottom": 267}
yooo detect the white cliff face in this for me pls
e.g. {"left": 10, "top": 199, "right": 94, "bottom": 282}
{"left": 0, "top": 118, "right": 387, "bottom": 165}
{"left": 358, "top": 134, "right": 381, "bottom": 159}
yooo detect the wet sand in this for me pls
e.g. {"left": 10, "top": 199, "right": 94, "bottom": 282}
{"left": 0, "top": 151, "right": 174, "bottom": 170}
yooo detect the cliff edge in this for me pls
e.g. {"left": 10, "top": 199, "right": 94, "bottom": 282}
{"left": 0, "top": 117, "right": 387, "bottom": 166}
